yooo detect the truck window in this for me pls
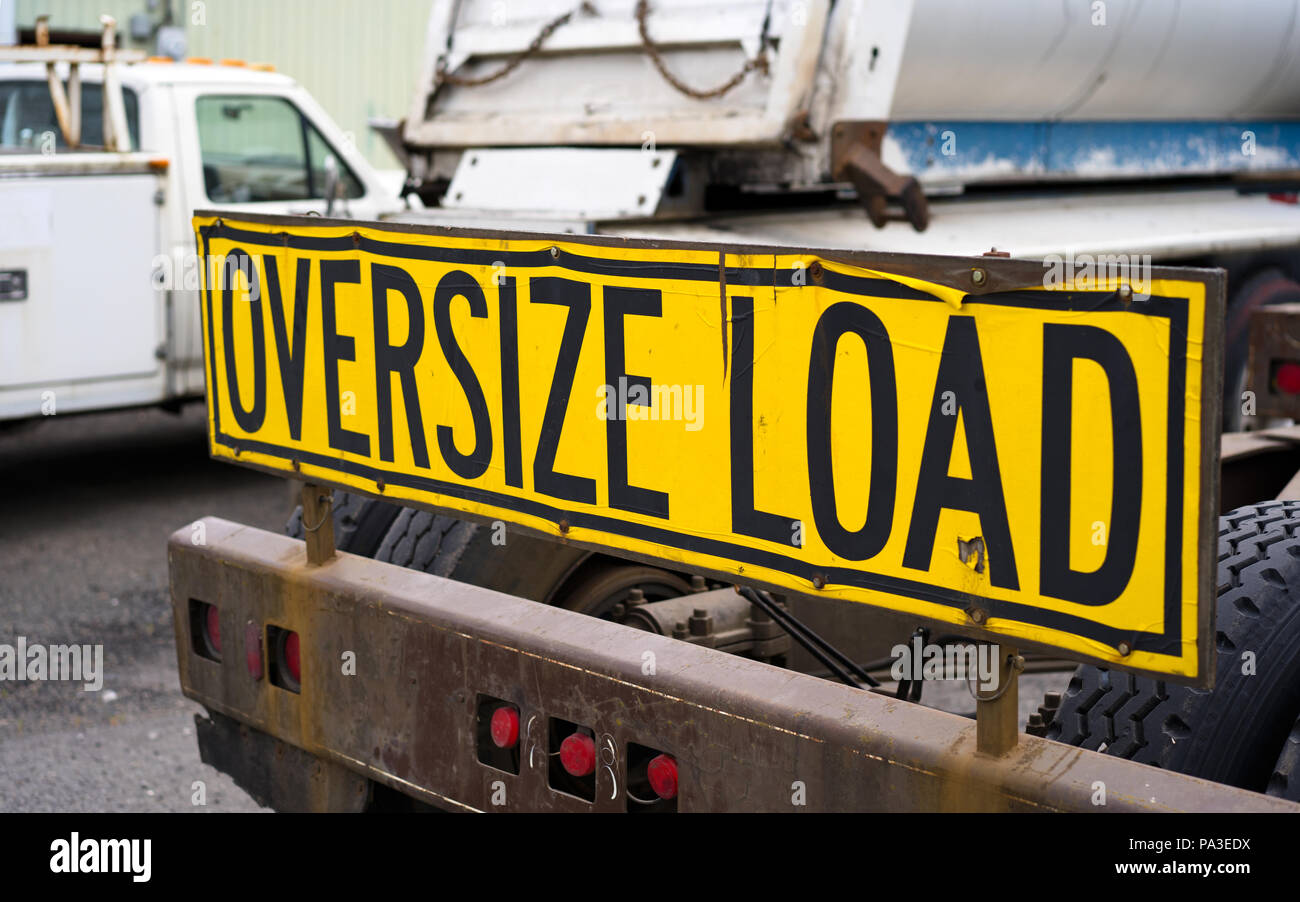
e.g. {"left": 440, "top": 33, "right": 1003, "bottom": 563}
{"left": 196, "top": 95, "right": 364, "bottom": 203}
{"left": 0, "top": 80, "right": 140, "bottom": 150}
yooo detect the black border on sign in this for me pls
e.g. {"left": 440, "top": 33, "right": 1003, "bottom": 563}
{"left": 196, "top": 215, "right": 1214, "bottom": 679}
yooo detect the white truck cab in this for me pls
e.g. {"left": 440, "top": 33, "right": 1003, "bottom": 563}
{"left": 0, "top": 47, "right": 405, "bottom": 421}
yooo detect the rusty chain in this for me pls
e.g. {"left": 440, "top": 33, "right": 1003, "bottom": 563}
{"left": 635, "top": 0, "right": 769, "bottom": 100}
{"left": 300, "top": 493, "right": 334, "bottom": 532}
{"left": 435, "top": 2, "right": 598, "bottom": 88}
{"left": 435, "top": 0, "right": 770, "bottom": 101}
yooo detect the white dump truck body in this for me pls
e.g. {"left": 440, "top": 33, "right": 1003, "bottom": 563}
{"left": 394, "top": 0, "right": 1300, "bottom": 260}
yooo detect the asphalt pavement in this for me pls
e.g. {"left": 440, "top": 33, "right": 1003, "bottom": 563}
{"left": 0, "top": 404, "right": 1068, "bottom": 812}
{"left": 0, "top": 405, "right": 286, "bottom": 811}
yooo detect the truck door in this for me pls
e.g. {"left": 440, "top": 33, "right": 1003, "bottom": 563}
{"left": 175, "top": 86, "right": 391, "bottom": 221}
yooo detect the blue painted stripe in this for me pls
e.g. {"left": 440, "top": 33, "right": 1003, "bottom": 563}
{"left": 886, "top": 121, "right": 1300, "bottom": 182}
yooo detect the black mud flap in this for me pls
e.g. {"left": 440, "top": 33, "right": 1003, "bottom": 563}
{"left": 196, "top": 709, "right": 370, "bottom": 813}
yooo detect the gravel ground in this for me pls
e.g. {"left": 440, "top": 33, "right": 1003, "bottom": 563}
{"left": 0, "top": 405, "right": 289, "bottom": 811}
{"left": 0, "top": 404, "right": 1073, "bottom": 812}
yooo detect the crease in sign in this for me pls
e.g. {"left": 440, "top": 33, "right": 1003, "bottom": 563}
{"left": 805, "top": 264, "right": 967, "bottom": 310}
{"left": 719, "top": 251, "right": 729, "bottom": 379}
{"left": 857, "top": 268, "right": 968, "bottom": 310}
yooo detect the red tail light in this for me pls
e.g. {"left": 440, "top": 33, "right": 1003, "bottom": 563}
{"left": 1276, "top": 361, "right": 1300, "bottom": 394}
{"left": 490, "top": 706, "right": 520, "bottom": 748}
{"left": 204, "top": 604, "right": 221, "bottom": 655}
{"left": 559, "top": 733, "right": 595, "bottom": 777}
{"left": 284, "top": 631, "right": 301, "bottom": 683}
{"left": 647, "top": 754, "right": 678, "bottom": 799}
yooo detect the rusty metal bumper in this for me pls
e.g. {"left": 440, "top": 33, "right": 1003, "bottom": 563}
{"left": 169, "top": 517, "right": 1297, "bottom": 812}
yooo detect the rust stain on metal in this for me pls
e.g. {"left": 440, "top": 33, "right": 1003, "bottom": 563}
{"left": 169, "top": 518, "right": 1295, "bottom": 813}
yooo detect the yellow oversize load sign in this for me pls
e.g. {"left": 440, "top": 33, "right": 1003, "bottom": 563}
{"left": 195, "top": 214, "right": 1222, "bottom": 683}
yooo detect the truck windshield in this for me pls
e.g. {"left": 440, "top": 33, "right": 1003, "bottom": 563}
{"left": 0, "top": 80, "right": 140, "bottom": 150}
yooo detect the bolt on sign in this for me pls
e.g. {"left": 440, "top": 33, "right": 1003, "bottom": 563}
{"left": 195, "top": 213, "right": 1223, "bottom": 685}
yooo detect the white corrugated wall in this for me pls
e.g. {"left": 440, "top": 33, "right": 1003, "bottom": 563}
{"left": 13, "top": 0, "right": 433, "bottom": 168}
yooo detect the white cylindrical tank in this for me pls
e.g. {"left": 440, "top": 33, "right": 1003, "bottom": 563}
{"left": 890, "top": 0, "right": 1300, "bottom": 120}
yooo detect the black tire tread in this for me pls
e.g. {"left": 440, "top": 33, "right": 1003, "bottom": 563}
{"left": 284, "top": 490, "right": 401, "bottom": 556}
{"left": 374, "top": 507, "right": 480, "bottom": 578}
{"left": 1046, "top": 500, "right": 1300, "bottom": 791}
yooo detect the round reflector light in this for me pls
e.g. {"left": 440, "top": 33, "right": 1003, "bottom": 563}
{"left": 647, "top": 754, "right": 678, "bottom": 799}
{"left": 559, "top": 733, "right": 596, "bottom": 777}
{"left": 490, "top": 706, "right": 520, "bottom": 748}
{"left": 1277, "top": 361, "right": 1300, "bottom": 394}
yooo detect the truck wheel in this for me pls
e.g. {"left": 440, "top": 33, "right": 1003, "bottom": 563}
{"left": 548, "top": 560, "right": 693, "bottom": 618}
{"left": 1045, "top": 500, "right": 1300, "bottom": 792}
{"left": 289, "top": 496, "right": 691, "bottom": 615}
{"left": 373, "top": 508, "right": 480, "bottom": 578}
{"left": 285, "top": 490, "right": 401, "bottom": 556}
{"left": 289, "top": 496, "right": 610, "bottom": 605}
{"left": 371, "top": 507, "right": 691, "bottom": 616}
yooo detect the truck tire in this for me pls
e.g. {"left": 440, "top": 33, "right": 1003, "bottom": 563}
{"left": 289, "top": 497, "right": 691, "bottom": 616}
{"left": 285, "top": 490, "right": 402, "bottom": 556}
{"left": 373, "top": 508, "right": 480, "bottom": 579}
{"left": 372, "top": 507, "right": 692, "bottom": 616}
{"left": 1046, "top": 500, "right": 1300, "bottom": 793}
